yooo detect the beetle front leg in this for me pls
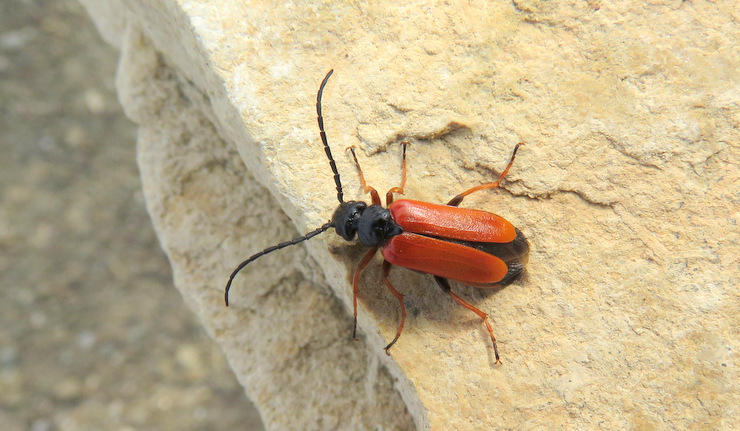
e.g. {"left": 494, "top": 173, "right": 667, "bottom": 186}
{"left": 434, "top": 276, "right": 501, "bottom": 364}
{"left": 346, "top": 146, "right": 381, "bottom": 205}
{"left": 386, "top": 141, "right": 409, "bottom": 206}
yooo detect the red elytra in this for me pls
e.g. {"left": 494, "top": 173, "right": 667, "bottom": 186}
{"left": 389, "top": 199, "right": 518, "bottom": 243}
{"left": 382, "top": 200, "right": 516, "bottom": 285}
{"left": 225, "top": 70, "right": 530, "bottom": 363}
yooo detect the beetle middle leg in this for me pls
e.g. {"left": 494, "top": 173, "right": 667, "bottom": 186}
{"left": 447, "top": 143, "right": 523, "bottom": 207}
{"left": 434, "top": 276, "right": 501, "bottom": 364}
{"left": 352, "top": 247, "right": 378, "bottom": 340}
{"left": 381, "top": 260, "right": 406, "bottom": 355}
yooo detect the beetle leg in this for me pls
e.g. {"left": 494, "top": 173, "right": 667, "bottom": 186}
{"left": 386, "top": 141, "right": 409, "bottom": 205}
{"left": 352, "top": 247, "right": 378, "bottom": 340}
{"left": 346, "top": 146, "right": 381, "bottom": 205}
{"left": 447, "top": 143, "right": 523, "bottom": 207}
{"left": 381, "top": 260, "right": 406, "bottom": 355}
{"left": 434, "top": 276, "right": 501, "bottom": 364}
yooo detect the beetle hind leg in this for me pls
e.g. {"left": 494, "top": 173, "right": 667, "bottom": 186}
{"left": 434, "top": 276, "right": 501, "bottom": 364}
{"left": 381, "top": 260, "right": 406, "bottom": 355}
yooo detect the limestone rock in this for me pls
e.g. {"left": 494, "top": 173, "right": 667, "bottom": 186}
{"left": 78, "top": 1, "right": 739, "bottom": 429}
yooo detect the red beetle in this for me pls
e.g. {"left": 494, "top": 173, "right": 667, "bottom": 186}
{"left": 226, "top": 70, "right": 529, "bottom": 363}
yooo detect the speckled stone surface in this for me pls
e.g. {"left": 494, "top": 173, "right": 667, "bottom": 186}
{"left": 78, "top": 1, "right": 739, "bottom": 430}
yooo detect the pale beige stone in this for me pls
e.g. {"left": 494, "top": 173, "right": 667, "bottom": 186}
{"left": 79, "top": 0, "right": 739, "bottom": 430}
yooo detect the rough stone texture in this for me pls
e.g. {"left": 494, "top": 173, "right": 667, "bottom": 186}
{"left": 78, "top": 1, "right": 739, "bottom": 430}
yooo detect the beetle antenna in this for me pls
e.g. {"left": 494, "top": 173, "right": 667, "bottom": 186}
{"left": 317, "top": 69, "right": 344, "bottom": 204}
{"left": 225, "top": 221, "right": 334, "bottom": 306}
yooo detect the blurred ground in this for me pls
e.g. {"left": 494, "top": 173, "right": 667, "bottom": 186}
{"left": 0, "top": 1, "right": 264, "bottom": 429}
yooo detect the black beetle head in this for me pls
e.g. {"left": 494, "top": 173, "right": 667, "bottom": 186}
{"left": 356, "top": 205, "right": 403, "bottom": 247}
{"left": 332, "top": 201, "right": 367, "bottom": 241}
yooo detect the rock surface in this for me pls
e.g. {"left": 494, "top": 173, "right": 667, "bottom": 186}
{"left": 79, "top": 0, "right": 739, "bottom": 429}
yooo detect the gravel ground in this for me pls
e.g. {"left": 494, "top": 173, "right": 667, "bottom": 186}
{"left": 0, "top": 1, "right": 264, "bottom": 429}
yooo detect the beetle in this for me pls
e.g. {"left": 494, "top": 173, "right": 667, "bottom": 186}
{"left": 225, "top": 69, "right": 529, "bottom": 363}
